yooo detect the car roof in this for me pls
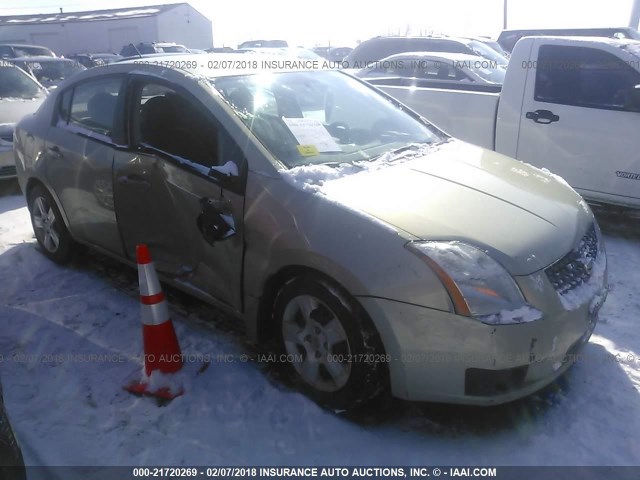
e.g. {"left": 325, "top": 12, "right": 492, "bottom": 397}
{"left": 11, "top": 56, "right": 74, "bottom": 62}
{"left": 75, "top": 52, "right": 119, "bottom": 56}
{"left": 381, "top": 51, "right": 492, "bottom": 63}
{"left": 526, "top": 35, "right": 640, "bottom": 47}
{"left": 117, "top": 53, "right": 329, "bottom": 78}
{"left": 0, "top": 43, "right": 51, "bottom": 49}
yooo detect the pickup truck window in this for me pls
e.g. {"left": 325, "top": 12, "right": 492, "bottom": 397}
{"left": 535, "top": 45, "right": 640, "bottom": 112}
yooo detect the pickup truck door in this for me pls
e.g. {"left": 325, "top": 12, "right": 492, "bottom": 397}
{"left": 515, "top": 40, "right": 640, "bottom": 207}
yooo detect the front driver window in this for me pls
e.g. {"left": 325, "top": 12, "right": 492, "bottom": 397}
{"left": 135, "top": 82, "right": 245, "bottom": 175}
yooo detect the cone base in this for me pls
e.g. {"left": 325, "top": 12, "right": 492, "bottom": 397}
{"left": 124, "top": 381, "right": 184, "bottom": 401}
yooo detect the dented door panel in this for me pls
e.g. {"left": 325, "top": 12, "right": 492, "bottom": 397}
{"left": 113, "top": 149, "right": 245, "bottom": 309}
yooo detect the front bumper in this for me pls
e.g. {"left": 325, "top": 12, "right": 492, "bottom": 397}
{"left": 358, "top": 282, "right": 606, "bottom": 405}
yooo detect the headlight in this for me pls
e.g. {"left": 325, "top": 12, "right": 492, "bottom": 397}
{"left": 406, "top": 241, "right": 542, "bottom": 324}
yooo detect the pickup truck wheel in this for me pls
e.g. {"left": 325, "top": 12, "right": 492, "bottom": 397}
{"left": 28, "top": 185, "right": 74, "bottom": 264}
{"left": 273, "top": 274, "right": 388, "bottom": 410}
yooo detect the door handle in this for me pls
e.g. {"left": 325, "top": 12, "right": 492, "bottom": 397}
{"left": 47, "top": 145, "right": 63, "bottom": 158}
{"left": 526, "top": 109, "right": 560, "bottom": 124}
{"left": 117, "top": 174, "right": 151, "bottom": 189}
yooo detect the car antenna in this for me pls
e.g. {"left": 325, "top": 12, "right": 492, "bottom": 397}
{"left": 131, "top": 43, "right": 142, "bottom": 58}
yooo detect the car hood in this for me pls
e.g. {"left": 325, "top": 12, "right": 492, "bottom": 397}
{"left": 320, "top": 141, "right": 590, "bottom": 275}
{"left": 0, "top": 96, "right": 45, "bottom": 125}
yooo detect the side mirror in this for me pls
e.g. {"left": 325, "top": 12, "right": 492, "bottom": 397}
{"left": 207, "top": 161, "right": 239, "bottom": 184}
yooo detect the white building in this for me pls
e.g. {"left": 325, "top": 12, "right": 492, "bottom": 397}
{"left": 0, "top": 3, "right": 213, "bottom": 56}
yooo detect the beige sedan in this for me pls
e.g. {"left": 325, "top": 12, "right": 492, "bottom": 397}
{"left": 14, "top": 55, "right": 608, "bottom": 409}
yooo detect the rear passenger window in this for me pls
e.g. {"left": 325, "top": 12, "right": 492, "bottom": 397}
{"left": 535, "top": 45, "right": 640, "bottom": 111}
{"left": 69, "top": 77, "right": 122, "bottom": 137}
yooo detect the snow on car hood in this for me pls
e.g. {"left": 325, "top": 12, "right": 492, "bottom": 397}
{"left": 316, "top": 141, "right": 592, "bottom": 276}
{"left": 0, "top": 96, "right": 46, "bottom": 125}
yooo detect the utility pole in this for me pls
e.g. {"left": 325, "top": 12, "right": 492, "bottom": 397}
{"left": 631, "top": 0, "right": 640, "bottom": 29}
{"left": 503, "top": 0, "right": 508, "bottom": 30}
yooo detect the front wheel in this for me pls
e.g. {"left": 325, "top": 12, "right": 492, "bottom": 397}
{"left": 274, "top": 275, "right": 388, "bottom": 410}
{"left": 28, "top": 185, "right": 75, "bottom": 264}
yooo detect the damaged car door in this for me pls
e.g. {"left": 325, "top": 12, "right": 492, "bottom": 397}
{"left": 113, "top": 77, "right": 246, "bottom": 310}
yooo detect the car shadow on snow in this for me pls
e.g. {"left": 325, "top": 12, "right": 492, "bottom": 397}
{"left": 68, "top": 246, "right": 639, "bottom": 439}
{"left": 340, "top": 341, "right": 639, "bottom": 437}
{"left": 0, "top": 194, "right": 26, "bottom": 215}
{"left": 593, "top": 206, "right": 640, "bottom": 240}
{"left": 14, "top": 218, "right": 640, "bottom": 440}
{"left": 0, "top": 180, "right": 22, "bottom": 200}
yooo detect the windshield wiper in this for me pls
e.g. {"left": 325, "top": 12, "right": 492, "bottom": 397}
{"left": 372, "top": 142, "right": 433, "bottom": 162}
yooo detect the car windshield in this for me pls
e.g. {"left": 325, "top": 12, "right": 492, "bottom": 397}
{"left": 212, "top": 70, "right": 443, "bottom": 168}
{"left": 466, "top": 61, "right": 506, "bottom": 84}
{"left": 482, "top": 40, "right": 508, "bottom": 57}
{"left": 94, "top": 55, "right": 120, "bottom": 64}
{"left": 0, "top": 65, "right": 44, "bottom": 99}
{"left": 467, "top": 40, "right": 509, "bottom": 66}
{"left": 161, "top": 45, "right": 189, "bottom": 53}
{"left": 13, "top": 46, "right": 54, "bottom": 57}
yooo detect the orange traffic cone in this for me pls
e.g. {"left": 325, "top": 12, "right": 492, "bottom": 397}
{"left": 125, "top": 244, "right": 184, "bottom": 400}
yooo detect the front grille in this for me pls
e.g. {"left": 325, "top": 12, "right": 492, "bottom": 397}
{"left": 545, "top": 224, "right": 598, "bottom": 295}
{"left": 0, "top": 134, "right": 12, "bottom": 143}
{"left": 0, "top": 165, "right": 16, "bottom": 177}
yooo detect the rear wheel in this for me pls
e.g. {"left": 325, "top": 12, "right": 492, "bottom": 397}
{"left": 28, "top": 185, "right": 74, "bottom": 264}
{"left": 274, "top": 274, "right": 388, "bottom": 410}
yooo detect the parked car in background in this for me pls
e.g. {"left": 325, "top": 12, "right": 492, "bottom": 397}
{"left": 0, "top": 43, "right": 56, "bottom": 59}
{"left": 238, "top": 39, "right": 288, "bottom": 48}
{"left": 0, "top": 381, "right": 26, "bottom": 480}
{"left": 8, "top": 57, "right": 85, "bottom": 90}
{"left": 14, "top": 54, "right": 607, "bottom": 409}
{"left": 376, "top": 36, "right": 640, "bottom": 211}
{"left": 327, "top": 47, "right": 353, "bottom": 62}
{"left": 0, "top": 61, "right": 47, "bottom": 179}
{"left": 119, "top": 42, "right": 190, "bottom": 57}
{"left": 69, "top": 53, "right": 122, "bottom": 68}
{"left": 312, "top": 46, "right": 353, "bottom": 61}
{"left": 459, "top": 36, "right": 509, "bottom": 57}
{"left": 239, "top": 47, "right": 322, "bottom": 59}
{"left": 344, "top": 36, "right": 509, "bottom": 68}
{"left": 206, "top": 47, "right": 236, "bottom": 53}
{"left": 357, "top": 52, "right": 505, "bottom": 90}
{"left": 497, "top": 27, "right": 640, "bottom": 53}
{"left": 312, "top": 46, "right": 331, "bottom": 58}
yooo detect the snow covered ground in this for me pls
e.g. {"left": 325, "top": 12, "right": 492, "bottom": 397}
{"left": 0, "top": 184, "right": 639, "bottom": 469}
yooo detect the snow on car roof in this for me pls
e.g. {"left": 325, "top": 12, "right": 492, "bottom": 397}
{"left": 381, "top": 51, "right": 494, "bottom": 63}
{"left": 527, "top": 35, "right": 640, "bottom": 48}
{"left": 118, "top": 53, "right": 334, "bottom": 79}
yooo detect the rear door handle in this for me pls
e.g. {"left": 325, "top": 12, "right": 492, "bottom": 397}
{"left": 47, "top": 145, "right": 63, "bottom": 158}
{"left": 117, "top": 174, "right": 151, "bottom": 189}
{"left": 526, "top": 109, "right": 560, "bottom": 124}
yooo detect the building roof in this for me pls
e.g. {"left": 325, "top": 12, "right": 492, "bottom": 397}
{"left": 0, "top": 3, "right": 187, "bottom": 27}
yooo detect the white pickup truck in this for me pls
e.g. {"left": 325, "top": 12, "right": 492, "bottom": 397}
{"left": 372, "top": 36, "right": 640, "bottom": 210}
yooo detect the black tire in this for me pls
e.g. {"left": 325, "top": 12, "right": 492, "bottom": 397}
{"left": 27, "top": 184, "right": 75, "bottom": 264}
{"left": 273, "top": 274, "right": 388, "bottom": 410}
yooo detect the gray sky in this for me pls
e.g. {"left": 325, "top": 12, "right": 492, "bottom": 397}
{"left": 0, "top": 0, "right": 635, "bottom": 47}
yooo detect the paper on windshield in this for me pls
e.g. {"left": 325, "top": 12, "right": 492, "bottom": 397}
{"left": 282, "top": 117, "right": 341, "bottom": 153}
